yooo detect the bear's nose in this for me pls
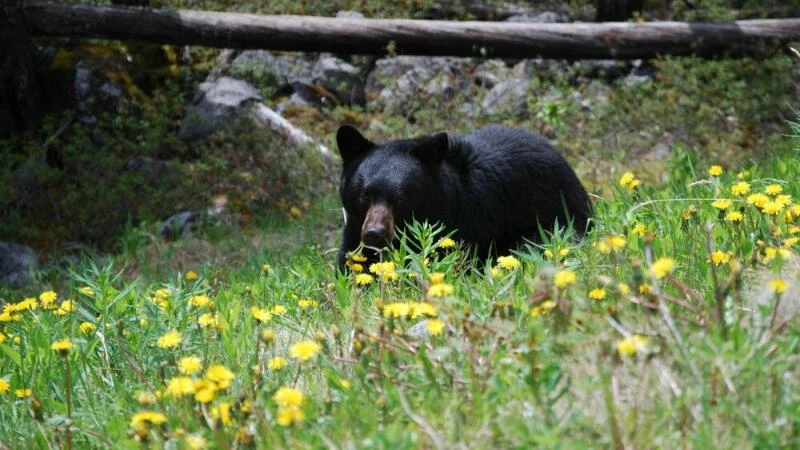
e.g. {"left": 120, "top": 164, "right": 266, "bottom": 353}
{"left": 362, "top": 227, "right": 387, "bottom": 247}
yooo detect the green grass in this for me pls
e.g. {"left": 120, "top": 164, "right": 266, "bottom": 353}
{"left": 1, "top": 139, "right": 799, "bottom": 447}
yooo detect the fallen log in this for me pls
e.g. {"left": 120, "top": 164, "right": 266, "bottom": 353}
{"left": 22, "top": 2, "right": 800, "bottom": 59}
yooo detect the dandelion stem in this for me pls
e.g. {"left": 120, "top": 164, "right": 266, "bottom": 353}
{"left": 64, "top": 356, "right": 73, "bottom": 450}
{"left": 704, "top": 222, "right": 727, "bottom": 339}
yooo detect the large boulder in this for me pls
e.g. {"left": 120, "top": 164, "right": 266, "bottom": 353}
{"left": 177, "top": 76, "right": 262, "bottom": 141}
{"left": 0, "top": 242, "right": 38, "bottom": 286}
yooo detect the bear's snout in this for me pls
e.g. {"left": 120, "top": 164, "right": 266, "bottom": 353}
{"left": 361, "top": 203, "right": 395, "bottom": 248}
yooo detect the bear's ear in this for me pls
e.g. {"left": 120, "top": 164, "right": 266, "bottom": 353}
{"left": 336, "top": 125, "right": 374, "bottom": 163}
{"left": 409, "top": 132, "right": 450, "bottom": 165}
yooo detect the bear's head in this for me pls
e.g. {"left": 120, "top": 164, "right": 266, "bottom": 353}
{"left": 336, "top": 125, "right": 451, "bottom": 251}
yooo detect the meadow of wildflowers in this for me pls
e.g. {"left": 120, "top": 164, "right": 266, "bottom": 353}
{"left": 1, "top": 144, "right": 799, "bottom": 448}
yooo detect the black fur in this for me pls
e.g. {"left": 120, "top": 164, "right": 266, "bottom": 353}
{"left": 336, "top": 125, "right": 592, "bottom": 268}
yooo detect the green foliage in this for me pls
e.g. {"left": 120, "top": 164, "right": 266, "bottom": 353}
{"left": 1, "top": 134, "right": 799, "bottom": 447}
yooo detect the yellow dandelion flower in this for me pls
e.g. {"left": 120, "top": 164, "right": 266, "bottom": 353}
{"left": 189, "top": 295, "right": 212, "bottom": 308}
{"left": 429, "top": 272, "right": 446, "bottom": 284}
{"left": 619, "top": 172, "right": 640, "bottom": 190}
{"left": 55, "top": 300, "right": 76, "bottom": 316}
{"left": 737, "top": 170, "right": 749, "bottom": 179}
{"left": 350, "top": 253, "right": 367, "bottom": 263}
{"left": 198, "top": 312, "right": 221, "bottom": 328}
{"left": 350, "top": 263, "right": 364, "bottom": 272}
{"left": 711, "top": 199, "right": 733, "bottom": 210}
{"left": 747, "top": 193, "right": 770, "bottom": 208}
{"left": 496, "top": 255, "right": 521, "bottom": 270}
{"left": 262, "top": 329, "right": 277, "bottom": 343}
{"left": 262, "top": 263, "right": 271, "bottom": 274}
{"left": 731, "top": 181, "right": 751, "bottom": 196}
{"left": 427, "top": 283, "right": 454, "bottom": 298}
{"left": 595, "top": 235, "right": 626, "bottom": 254}
{"left": 437, "top": 237, "right": 457, "bottom": 249}
{"left": 725, "top": 211, "right": 744, "bottom": 222}
{"left": 166, "top": 376, "right": 195, "bottom": 397}
{"left": 710, "top": 251, "right": 732, "bottom": 266}
{"left": 205, "top": 364, "right": 235, "bottom": 389}
{"left": 427, "top": 319, "right": 446, "bottom": 336}
{"left": 383, "top": 302, "right": 411, "bottom": 319}
{"left": 77, "top": 286, "right": 95, "bottom": 296}
{"left": 409, "top": 302, "right": 437, "bottom": 319}
{"left": 543, "top": 249, "right": 554, "bottom": 259}
{"left": 588, "top": 288, "right": 606, "bottom": 300}
{"left": 185, "top": 435, "right": 208, "bottom": 450}
{"left": 369, "top": 261, "right": 396, "bottom": 275}
{"left": 15, "top": 297, "right": 39, "bottom": 312}
{"left": 193, "top": 380, "right": 218, "bottom": 403}
{"left": 276, "top": 406, "right": 305, "bottom": 427}
{"left": 268, "top": 357, "right": 288, "bottom": 371}
{"left": 79, "top": 321, "right": 96, "bottom": 335}
{"left": 210, "top": 402, "right": 233, "bottom": 426}
{"left": 251, "top": 306, "right": 272, "bottom": 323}
{"left": 270, "top": 305, "right": 287, "bottom": 316}
{"left": 765, "top": 184, "right": 783, "bottom": 196}
{"left": 178, "top": 356, "right": 203, "bottom": 375}
{"left": 617, "top": 283, "right": 630, "bottom": 296}
{"left": 769, "top": 278, "right": 787, "bottom": 294}
{"left": 530, "top": 300, "right": 557, "bottom": 317}
{"left": 775, "top": 194, "right": 792, "bottom": 207}
{"left": 15, "top": 388, "right": 31, "bottom": 398}
{"left": 289, "top": 340, "right": 322, "bottom": 361}
{"left": 185, "top": 271, "right": 199, "bottom": 281}
{"left": 708, "top": 165, "right": 723, "bottom": 176}
{"left": 157, "top": 330, "right": 182, "bottom": 349}
{"left": 273, "top": 386, "right": 306, "bottom": 408}
{"left": 632, "top": 223, "right": 648, "bottom": 236}
{"left": 39, "top": 291, "right": 58, "bottom": 309}
{"left": 130, "top": 411, "right": 168, "bottom": 430}
{"left": 553, "top": 269, "right": 577, "bottom": 289}
{"left": 0, "top": 378, "right": 9, "bottom": 395}
{"left": 650, "top": 257, "right": 675, "bottom": 279}
{"left": 355, "top": 273, "right": 373, "bottom": 286}
{"left": 51, "top": 338, "right": 73, "bottom": 353}
{"left": 639, "top": 283, "right": 653, "bottom": 295}
{"left": 761, "top": 201, "right": 784, "bottom": 215}
{"left": 617, "top": 335, "right": 649, "bottom": 356}
{"left": 298, "top": 299, "right": 318, "bottom": 310}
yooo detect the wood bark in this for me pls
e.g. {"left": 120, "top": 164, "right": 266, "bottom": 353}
{"left": 22, "top": 2, "right": 800, "bottom": 60}
{"left": 2, "top": 0, "right": 42, "bottom": 135}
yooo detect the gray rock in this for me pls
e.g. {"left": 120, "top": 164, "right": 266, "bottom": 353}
{"left": 74, "top": 60, "right": 126, "bottom": 125}
{"left": 127, "top": 156, "right": 178, "bottom": 184}
{"left": 158, "top": 211, "right": 197, "bottom": 240}
{"left": 473, "top": 59, "right": 512, "bottom": 89}
{"left": 232, "top": 51, "right": 315, "bottom": 84}
{"left": 0, "top": 242, "right": 38, "bottom": 286}
{"left": 365, "top": 56, "right": 470, "bottom": 94}
{"left": 504, "top": 11, "right": 570, "bottom": 23}
{"left": 313, "top": 56, "right": 365, "bottom": 107}
{"left": 177, "top": 77, "right": 262, "bottom": 141}
{"left": 368, "top": 56, "right": 471, "bottom": 114}
{"left": 623, "top": 74, "right": 652, "bottom": 87}
{"left": 481, "top": 78, "right": 529, "bottom": 116}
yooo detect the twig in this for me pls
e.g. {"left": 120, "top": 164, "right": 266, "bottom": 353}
{"left": 396, "top": 387, "right": 445, "bottom": 450}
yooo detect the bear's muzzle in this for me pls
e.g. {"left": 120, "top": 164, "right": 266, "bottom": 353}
{"left": 361, "top": 202, "right": 395, "bottom": 248}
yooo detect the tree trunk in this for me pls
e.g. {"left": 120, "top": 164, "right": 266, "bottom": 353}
{"left": 22, "top": 2, "right": 800, "bottom": 60}
{"left": 1, "top": 0, "right": 42, "bottom": 136}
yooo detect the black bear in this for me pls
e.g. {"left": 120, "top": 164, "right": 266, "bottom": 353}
{"left": 335, "top": 124, "right": 592, "bottom": 269}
